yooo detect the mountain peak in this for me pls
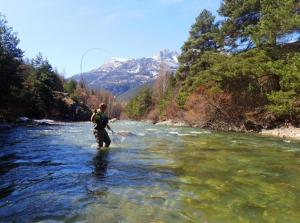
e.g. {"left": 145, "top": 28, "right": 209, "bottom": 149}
{"left": 153, "top": 49, "right": 179, "bottom": 63}
{"left": 70, "top": 49, "right": 179, "bottom": 96}
{"left": 96, "top": 57, "right": 129, "bottom": 72}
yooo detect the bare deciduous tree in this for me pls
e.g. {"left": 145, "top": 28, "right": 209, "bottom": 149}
{"left": 152, "top": 62, "right": 171, "bottom": 104}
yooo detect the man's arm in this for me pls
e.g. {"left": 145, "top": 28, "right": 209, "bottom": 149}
{"left": 106, "top": 124, "right": 113, "bottom": 132}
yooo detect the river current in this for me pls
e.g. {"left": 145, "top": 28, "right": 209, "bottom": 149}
{"left": 0, "top": 121, "right": 299, "bottom": 222}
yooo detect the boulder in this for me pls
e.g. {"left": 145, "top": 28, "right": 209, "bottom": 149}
{"left": 244, "top": 120, "right": 263, "bottom": 132}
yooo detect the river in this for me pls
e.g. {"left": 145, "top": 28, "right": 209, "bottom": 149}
{"left": 0, "top": 121, "right": 299, "bottom": 222}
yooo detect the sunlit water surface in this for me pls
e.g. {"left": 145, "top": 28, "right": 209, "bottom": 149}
{"left": 0, "top": 121, "right": 300, "bottom": 223}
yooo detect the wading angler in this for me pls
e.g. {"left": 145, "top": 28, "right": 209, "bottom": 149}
{"left": 91, "top": 103, "right": 114, "bottom": 148}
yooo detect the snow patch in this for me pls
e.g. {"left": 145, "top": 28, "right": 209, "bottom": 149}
{"left": 172, "top": 55, "right": 178, "bottom": 63}
{"left": 128, "top": 64, "right": 140, "bottom": 73}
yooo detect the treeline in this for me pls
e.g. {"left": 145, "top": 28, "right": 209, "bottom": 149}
{"left": 0, "top": 14, "right": 123, "bottom": 121}
{"left": 62, "top": 78, "right": 124, "bottom": 119}
{"left": 127, "top": 0, "right": 300, "bottom": 130}
{"left": 126, "top": 63, "right": 176, "bottom": 121}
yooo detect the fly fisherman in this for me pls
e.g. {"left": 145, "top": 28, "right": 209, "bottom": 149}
{"left": 91, "top": 103, "right": 113, "bottom": 148}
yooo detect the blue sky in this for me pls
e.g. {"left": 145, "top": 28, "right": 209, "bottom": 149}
{"left": 1, "top": 0, "right": 221, "bottom": 77}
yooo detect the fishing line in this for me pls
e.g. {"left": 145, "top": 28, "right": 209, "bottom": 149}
{"left": 80, "top": 47, "right": 111, "bottom": 100}
{"left": 111, "top": 130, "right": 132, "bottom": 144}
{"left": 111, "top": 131, "right": 123, "bottom": 144}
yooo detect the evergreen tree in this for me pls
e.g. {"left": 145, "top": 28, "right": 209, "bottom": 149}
{"left": 0, "top": 14, "right": 24, "bottom": 111}
{"left": 31, "top": 53, "right": 63, "bottom": 92}
{"left": 63, "top": 79, "right": 77, "bottom": 96}
{"left": 219, "top": 0, "right": 261, "bottom": 49}
{"left": 219, "top": 0, "right": 300, "bottom": 49}
{"left": 257, "top": 0, "right": 300, "bottom": 47}
{"left": 24, "top": 53, "right": 64, "bottom": 117}
{"left": 177, "top": 10, "right": 219, "bottom": 79}
{"left": 267, "top": 53, "right": 300, "bottom": 119}
{"left": 126, "top": 87, "right": 152, "bottom": 119}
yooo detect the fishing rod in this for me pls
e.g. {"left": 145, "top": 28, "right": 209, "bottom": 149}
{"left": 79, "top": 47, "right": 110, "bottom": 102}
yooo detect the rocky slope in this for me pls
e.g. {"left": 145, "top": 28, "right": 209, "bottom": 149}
{"left": 69, "top": 49, "right": 179, "bottom": 97}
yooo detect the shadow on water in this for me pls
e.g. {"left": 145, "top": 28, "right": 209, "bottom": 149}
{"left": 0, "top": 153, "right": 19, "bottom": 176}
{"left": 93, "top": 148, "right": 110, "bottom": 178}
{"left": 0, "top": 154, "right": 18, "bottom": 200}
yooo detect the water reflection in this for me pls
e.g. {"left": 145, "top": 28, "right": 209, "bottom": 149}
{"left": 0, "top": 184, "right": 15, "bottom": 201}
{"left": 93, "top": 149, "right": 109, "bottom": 178}
{"left": 0, "top": 153, "right": 19, "bottom": 175}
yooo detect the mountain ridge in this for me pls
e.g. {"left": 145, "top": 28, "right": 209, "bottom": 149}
{"left": 69, "top": 49, "right": 179, "bottom": 97}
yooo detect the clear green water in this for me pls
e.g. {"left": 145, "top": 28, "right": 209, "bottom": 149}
{"left": 0, "top": 121, "right": 299, "bottom": 222}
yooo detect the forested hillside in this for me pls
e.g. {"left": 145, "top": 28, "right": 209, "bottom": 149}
{"left": 0, "top": 14, "right": 123, "bottom": 122}
{"left": 126, "top": 0, "right": 300, "bottom": 131}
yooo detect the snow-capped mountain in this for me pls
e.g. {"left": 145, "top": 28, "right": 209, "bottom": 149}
{"left": 69, "top": 49, "right": 179, "bottom": 96}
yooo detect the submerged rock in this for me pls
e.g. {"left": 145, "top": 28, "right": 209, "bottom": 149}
{"left": 244, "top": 120, "right": 263, "bottom": 132}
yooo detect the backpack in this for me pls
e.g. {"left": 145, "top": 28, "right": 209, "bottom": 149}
{"left": 95, "top": 112, "right": 108, "bottom": 130}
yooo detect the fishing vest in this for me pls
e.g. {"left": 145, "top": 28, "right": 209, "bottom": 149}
{"left": 94, "top": 112, "right": 109, "bottom": 130}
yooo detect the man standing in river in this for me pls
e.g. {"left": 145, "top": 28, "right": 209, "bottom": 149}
{"left": 91, "top": 103, "right": 113, "bottom": 148}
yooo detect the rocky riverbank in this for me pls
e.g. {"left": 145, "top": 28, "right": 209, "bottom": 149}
{"left": 261, "top": 127, "right": 300, "bottom": 141}
{"left": 153, "top": 119, "right": 300, "bottom": 142}
{"left": 0, "top": 91, "right": 92, "bottom": 125}
{"left": 0, "top": 118, "right": 66, "bottom": 130}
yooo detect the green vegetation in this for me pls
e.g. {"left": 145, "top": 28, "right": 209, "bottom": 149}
{"left": 63, "top": 79, "right": 77, "bottom": 98}
{"left": 177, "top": 0, "right": 300, "bottom": 116}
{"left": 126, "top": 68, "right": 176, "bottom": 120}
{"left": 0, "top": 14, "right": 126, "bottom": 121}
{"left": 23, "top": 53, "right": 66, "bottom": 117}
{"left": 156, "top": 75, "right": 176, "bottom": 118}
{"left": 126, "top": 0, "right": 300, "bottom": 128}
{"left": 0, "top": 14, "right": 90, "bottom": 121}
{"left": 267, "top": 53, "right": 300, "bottom": 117}
{"left": 0, "top": 13, "right": 24, "bottom": 118}
{"left": 126, "top": 87, "right": 152, "bottom": 119}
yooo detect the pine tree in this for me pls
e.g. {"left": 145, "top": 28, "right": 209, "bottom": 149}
{"left": 63, "top": 80, "right": 77, "bottom": 96}
{"left": 257, "top": 0, "right": 300, "bottom": 47}
{"left": 219, "top": 0, "right": 300, "bottom": 49}
{"left": 177, "top": 9, "right": 219, "bottom": 79}
{"left": 0, "top": 14, "right": 24, "bottom": 111}
{"left": 24, "top": 53, "right": 64, "bottom": 117}
{"left": 126, "top": 87, "right": 152, "bottom": 119}
{"left": 267, "top": 53, "right": 300, "bottom": 119}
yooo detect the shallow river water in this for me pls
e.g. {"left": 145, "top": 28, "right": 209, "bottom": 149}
{"left": 0, "top": 121, "right": 300, "bottom": 223}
